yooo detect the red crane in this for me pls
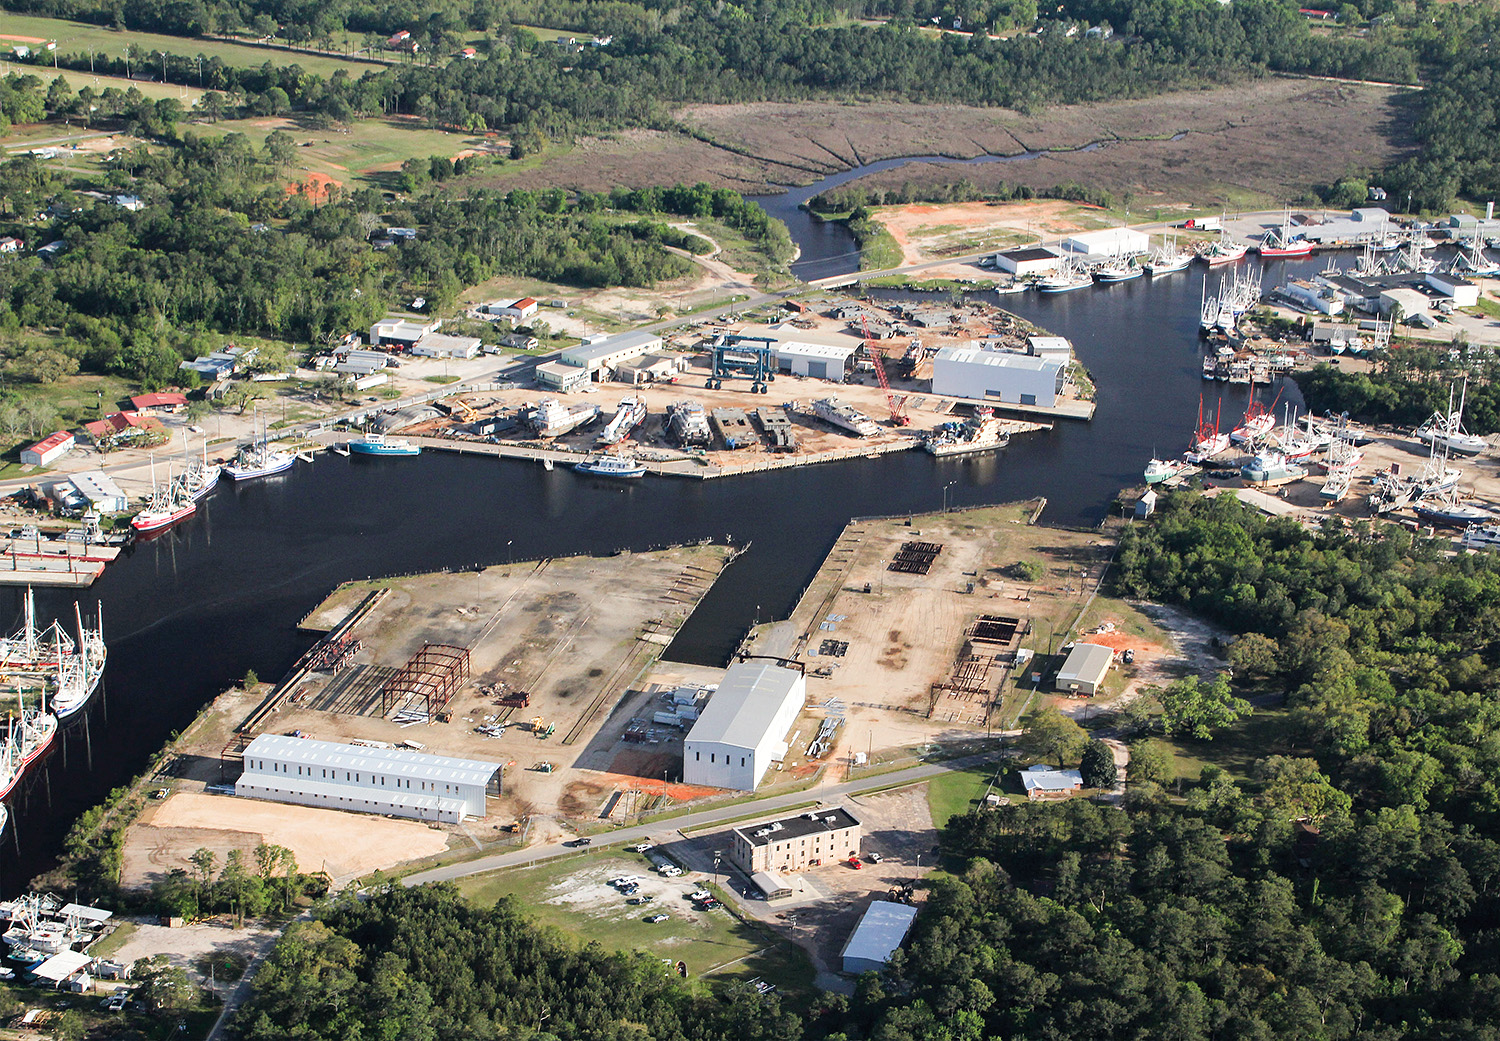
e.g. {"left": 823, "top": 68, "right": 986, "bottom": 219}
{"left": 861, "top": 317, "right": 909, "bottom": 426}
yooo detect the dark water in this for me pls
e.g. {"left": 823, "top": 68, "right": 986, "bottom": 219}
{"left": 2, "top": 241, "right": 1333, "bottom": 888}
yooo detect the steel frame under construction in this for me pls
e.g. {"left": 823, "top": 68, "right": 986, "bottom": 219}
{"left": 383, "top": 643, "right": 471, "bottom": 717}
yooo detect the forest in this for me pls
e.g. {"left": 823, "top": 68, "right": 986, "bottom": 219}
{"left": 1296, "top": 359, "right": 1500, "bottom": 435}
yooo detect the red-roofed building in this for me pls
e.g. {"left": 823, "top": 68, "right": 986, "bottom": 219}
{"left": 83, "top": 411, "right": 165, "bottom": 444}
{"left": 129, "top": 391, "right": 189, "bottom": 414}
{"left": 20, "top": 430, "right": 74, "bottom": 466}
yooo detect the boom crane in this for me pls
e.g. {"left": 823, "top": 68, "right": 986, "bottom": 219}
{"left": 861, "top": 317, "right": 909, "bottom": 426}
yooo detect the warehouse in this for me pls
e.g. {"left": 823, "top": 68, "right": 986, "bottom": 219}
{"left": 21, "top": 431, "right": 74, "bottom": 467}
{"left": 1060, "top": 228, "right": 1150, "bottom": 259}
{"left": 535, "top": 360, "right": 590, "bottom": 392}
{"left": 993, "top": 247, "right": 1061, "bottom": 275}
{"left": 1056, "top": 642, "right": 1113, "bottom": 696}
{"left": 840, "top": 901, "right": 919, "bottom": 975}
{"left": 1026, "top": 335, "right": 1072, "bottom": 363}
{"left": 683, "top": 660, "right": 806, "bottom": 791}
{"left": 1425, "top": 271, "right": 1480, "bottom": 307}
{"left": 560, "top": 332, "right": 663, "bottom": 380}
{"left": 931, "top": 347, "right": 1065, "bottom": 406}
{"left": 66, "top": 471, "right": 127, "bottom": 514}
{"left": 411, "top": 332, "right": 481, "bottom": 359}
{"left": 234, "top": 734, "right": 500, "bottom": 823}
{"left": 370, "top": 317, "right": 441, "bottom": 347}
{"left": 729, "top": 806, "right": 861, "bottom": 874}
{"left": 775, "top": 341, "right": 855, "bottom": 381}
{"left": 1379, "top": 287, "right": 1432, "bottom": 319}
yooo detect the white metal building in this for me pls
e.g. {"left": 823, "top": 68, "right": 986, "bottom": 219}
{"left": 994, "top": 247, "right": 1061, "bottom": 275}
{"left": 21, "top": 431, "right": 74, "bottom": 466}
{"left": 67, "top": 471, "right": 127, "bottom": 513}
{"left": 370, "top": 318, "right": 441, "bottom": 347}
{"left": 1061, "top": 228, "right": 1149, "bottom": 258}
{"left": 235, "top": 734, "right": 500, "bottom": 823}
{"left": 536, "top": 360, "right": 590, "bottom": 392}
{"left": 932, "top": 347, "right": 1064, "bottom": 406}
{"left": 1425, "top": 272, "right": 1480, "bottom": 307}
{"left": 1056, "top": 642, "right": 1113, "bottom": 695}
{"left": 683, "top": 661, "right": 806, "bottom": 791}
{"left": 775, "top": 341, "right": 855, "bottom": 381}
{"left": 411, "top": 332, "right": 481, "bottom": 359}
{"left": 561, "top": 332, "right": 663, "bottom": 379}
{"left": 1379, "top": 287, "right": 1432, "bottom": 318}
{"left": 840, "top": 901, "right": 919, "bottom": 975}
{"left": 1026, "top": 335, "right": 1072, "bottom": 362}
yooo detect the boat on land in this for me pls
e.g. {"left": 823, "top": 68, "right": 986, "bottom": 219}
{"left": 1320, "top": 467, "right": 1354, "bottom": 502}
{"left": 527, "top": 399, "right": 601, "bottom": 439}
{"left": 348, "top": 432, "right": 421, "bottom": 456}
{"left": 130, "top": 456, "right": 196, "bottom": 534}
{"left": 925, "top": 406, "right": 1010, "bottom": 457}
{"left": 574, "top": 454, "right": 646, "bottom": 478}
{"left": 1461, "top": 524, "right": 1500, "bottom": 550}
{"left": 598, "top": 397, "right": 648, "bottom": 446}
{"left": 666, "top": 401, "right": 712, "bottom": 446}
{"left": 1415, "top": 380, "right": 1488, "bottom": 457}
{"left": 1415, "top": 497, "right": 1494, "bottom": 528}
{"left": 1229, "top": 390, "right": 1278, "bottom": 446}
{"left": 812, "top": 398, "right": 879, "bottom": 437}
{"left": 1186, "top": 397, "right": 1230, "bottom": 462}
{"left": 225, "top": 417, "right": 297, "bottom": 480}
{"left": 1144, "top": 457, "right": 1191, "bottom": 484}
{"left": 1241, "top": 450, "right": 1306, "bottom": 488}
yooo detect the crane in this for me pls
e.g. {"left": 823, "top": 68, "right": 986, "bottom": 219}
{"left": 861, "top": 317, "right": 909, "bottom": 426}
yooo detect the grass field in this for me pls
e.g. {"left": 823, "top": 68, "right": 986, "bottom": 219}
{"left": 925, "top": 760, "right": 1010, "bottom": 829}
{"left": 456, "top": 853, "right": 814, "bottom": 993}
{"left": 0, "top": 13, "right": 381, "bottom": 78}
{"left": 1161, "top": 705, "right": 1294, "bottom": 784}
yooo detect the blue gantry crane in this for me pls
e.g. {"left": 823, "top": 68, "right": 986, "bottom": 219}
{"left": 707, "top": 335, "right": 777, "bottom": 393}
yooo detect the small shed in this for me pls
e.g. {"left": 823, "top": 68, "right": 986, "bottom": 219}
{"left": 1134, "top": 489, "right": 1157, "bottom": 519}
{"left": 752, "top": 870, "right": 794, "bottom": 900}
{"left": 21, "top": 431, "right": 74, "bottom": 467}
{"left": 840, "top": 900, "right": 919, "bottom": 975}
{"left": 1056, "top": 642, "right": 1112, "bottom": 695}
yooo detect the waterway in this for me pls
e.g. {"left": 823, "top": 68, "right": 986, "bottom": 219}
{"left": 3, "top": 216, "right": 1335, "bottom": 888}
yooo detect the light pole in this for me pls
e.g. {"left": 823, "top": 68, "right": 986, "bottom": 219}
{"left": 943, "top": 480, "right": 957, "bottom": 513}
{"left": 506, "top": 539, "right": 513, "bottom": 565}
{"left": 712, "top": 851, "right": 722, "bottom": 890}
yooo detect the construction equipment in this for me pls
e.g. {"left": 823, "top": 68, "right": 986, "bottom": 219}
{"left": 448, "top": 397, "right": 479, "bottom": 423}
{"left": 708, "top": 334, "right": 776, "bottom": 393}
{"left": 528, "top": 716, "right": 556, "bottom": 739}
{"left": 861, "top": 318, "right": 908, "bottom": 425}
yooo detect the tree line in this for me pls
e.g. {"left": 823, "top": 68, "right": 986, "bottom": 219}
{"left": 1297, "top": 360, "right": 1500, "bottom": 435}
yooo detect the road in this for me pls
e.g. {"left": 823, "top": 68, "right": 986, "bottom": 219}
{"left": 403, "top": 749, "right": 1004, "bottom": 886}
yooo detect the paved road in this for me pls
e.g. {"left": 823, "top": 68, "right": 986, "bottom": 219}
{"left": 403, "top": 749, "right": 1005, "bottom": 886}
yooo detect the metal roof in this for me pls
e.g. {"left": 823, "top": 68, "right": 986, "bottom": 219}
{"left": 1058, "top": 642, "right": 1113, "bottom": 684}
{"left": 1000, "top": 247, "right": 1059, "bottom": 262}
{"left": 752, "top": 870, "right": 793, "bottom": 897}
{"left": 840, "top": 900, "right": 918, "bottom": 966}
{"left": 685, "top": 661, "right": 804, "bottom": 748}
{"left": 69, "top": 470, "right": 126, "bottom": 503}
{"left": 562, "top": 331, "right": 662, "bottom": 365}
{"left": 776, "top": 341, "right": 855, "bottom": 361}
{"left": 734, "top": 806, "right": 860, "bottom": 848}
{"left": 241, "top": 734, "right": 500, "bottom": 788}
{"left": 1020, "top": 766, "right": 1084, "bottom": 793}
{"left": 59, "top": 903, "right": 112, "bottom": 923}
{"left": 32, "top": 951, "right": 91, "bottom": 983}
{"left": 1027, "top": 335, "right": 1071, "bottom": 354}
{"left": 237, "top": 775, "right": 467, "bottom": 815}
{"left": 935, "top": 347, "right": 1060, "bottom": 372}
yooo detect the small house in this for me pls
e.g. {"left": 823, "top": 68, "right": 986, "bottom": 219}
{"left": 1020, "top": 765, "right": 1084, "bottom": 800}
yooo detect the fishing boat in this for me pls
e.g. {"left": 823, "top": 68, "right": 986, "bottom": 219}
{"left": 1185, "top": 397, "right": 1230, "bottom": 462}
{"left": 1144, "top": 237, "right": 1193, "bottom": 275}
{"left": 49, "top": 601, "right": 104, "bottom": 721}
{"left": 1036, "top": 257, "right": 1093, "bottom": 293}
{"left": 225, "top": 416, "right": 297, "bottom": 480}
{"left": 1272, "top": 406, "right": 1320, "bottom": 460}
{"left": 573, "top": 454, "right": 646, "bottom": 478}
{"left": 526, "top": 399, "right": 601, "bottom": 439}
{"left": 1093, "top": 258, "right": 1142, "bottom": 283}
{"left": 180, "top": 437, "right": 221, "bottom": 502}
{"left": 1144, "top": 457, "right": 1191, "bottom": 484}
{"left": 0, "top": 698, "right": 58, "bottom": 801}
{"left": 1320, "top": 467, "right": 1354, "bottom": 502}
{"left": 1200, "top": 231, "right": 1250, "bottom": 266}
{"left": 1461, "top": 524, "right": 1500, "bottom": 551}
{"left": 925, "top": 406, "right": 1010, "bottom": 457}
{"left": 130, "top": 456, "right": 196, "bottom": 534}
{"left": 1241, "top": 450, "right": 1306, "bottom": 488}
{"left": 1229, "top": 390, "right": 1277, "bottom": 446}
{"left": 1415, "top": 380, "right": 1488, "bottom": 457}
{"left": 597, "top": 397, "right": 648, "bottom": 446}
{"left": 1255, "top": 218, "right": 1315, "bottom": 258}
{"left": 348, "top": 432, "right": 421, "bottom": 456}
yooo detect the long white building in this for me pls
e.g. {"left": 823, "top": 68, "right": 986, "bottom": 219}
{"left": 931, "top": 347, "right": 1065, "bottom": 406}
{"left": 684, "top": 661, "right": 806, "bottom": 791}
{"left": 235, "top": 734, "right": 500, "bottom": 823}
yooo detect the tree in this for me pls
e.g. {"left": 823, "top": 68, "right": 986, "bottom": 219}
{"left": 1227, "top": 633, "right": 1280, "bottom": 677}
{"left": 1016, "top": 705, "right": 1087, "bottom": 767}
{"left": 135, "top": 956, "right": 196, "bottom": 1010}
{"left": 1255, "top": 755, "right": 1352, "bottom": 823}
{"left": 1154, "top": 673, "right": 1251, "bottom": 741}
{"left": 1127, "top": 738, "right": 1175, "bottom": 786}
{"left": 1079, "top": 740, "right": 1116, "bottom": 789}
{"left": 190, "top": 847, "right": 217, "bottom": 889}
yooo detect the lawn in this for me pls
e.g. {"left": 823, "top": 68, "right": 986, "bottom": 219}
{"left": 456, "top": 852, "right": 813, "bottom": 994}
{"left": 0, "top": 13, "right": 380, "bottom": 78}
{"left": 1160, "top": 705, "right": 1294, "bottom": 784}
{"left": 925, "top": 759, "right": 1009, "bottom": 829}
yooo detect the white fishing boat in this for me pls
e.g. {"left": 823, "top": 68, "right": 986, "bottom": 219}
{"left": 1185, "top": 396, "right": 1230, "bottom": 462}
{"left": 1241, "top": 450, "right": 1306, "bottom": 488}
{"left": 225, "top": 416, "right": 296, "bottom": 480}
{"left": 1093, "top": 258, "right": 1142, "bottom": 283}
{"left": 131, "top": 456, "right": 196, "bottom": 534}
{"left": 1320, "top": 467, "right": 1354, "bottom": 502}
{"left": 1144, "top": 457, "right": 1191, "bottom": 484}
{"left": 1229, "top": 391, "right": 1276, "bottom": 446}
{"left": 180, "top": 437, "right": 221, "bottom": 502}
{"left": 1036, "top": 257, "right": 1093, "bottom": 293}
{"left": 1144, "top": 236, "right": 1192, "bottom": 275}
{"left": 1415, "top": 380, "right": 1488, "bottom": 457}
{"left": 573, "top": 454, "right": 646, "bottom": 478}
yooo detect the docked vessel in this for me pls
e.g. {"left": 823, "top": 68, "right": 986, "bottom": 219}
{"left": 1415, "top": 381, "right": 1488, "bottom": 457}
{"left": 1255, "top": 219, "right": 1315, "bottom": 258}
{"left": 1144, "top": 237, "right": 1192, "bottom": 275}
{"left": 1093, "top": 259, "right": 1142, "bottom": 283}
{"left": 812, "top": 398, "right": 879, "bottom": 437}
{"left": 666, "top": 401, "right": 712, "bottom": 446}
{"left": 0, "top": 701, "right": 57, "bottom": 800}
{"left": 1144, "top": 457, "right": 1191, "bottom": 484}
{"left": 0, "top": 894, "right": 113, "bottom": 955}
{"left": 574, "top": 454, "right": 646, "bottom": 478}
{"left": 527, "top": 399, "right": 601, "bottom": 439}
{"left": 1240, "top": 450, "right": 1306, "bottom": 488}
{"left": 1462, "top": 524, "right": 1500, "bottom": 551}
{"left": 1035, "top": 258, "right": 1093, "bottom": 293}
{"left": 1200, "top": 232, "right": 1250, "bottom": 266}
{"left": 179, "top": 437, "right": 221, "bottom": 502}
{"left": 131, "top": 457, "right": 196, "bottom": 534}
{"left": 225, "top": 435, "right": 296, "bottom": 480}
{"left": 348, "top": 432, "right": 421, "bottom": 456}
{"left": 925, "top": 407, "right": 1010, "bottom": 457}
{"left": 598, "top": 397, "right": 648, "bottom": 446}
{"left": 0, "top": 590, "right": 105, "bottom": 723}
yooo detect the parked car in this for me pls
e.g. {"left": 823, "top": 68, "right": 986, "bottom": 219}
{"left": 848, "top": 858, "right": 862, "bottom": 869}
{"left": 689, "top": 890, "right": 711, "bottom": 902}
{"left": 645, "top": 913, "right": 670, "bottom": 923}
{"left": 865, "top": 852, "right": 882, "bottom": 863}
{"left": 627, "top": 895, "right": 655, "bottom": 905}
{"left": 659, "top": 865, "right": 683, "bottom": 877}
{"left": 629, "top": 842, "right": 654, "bottom": 853}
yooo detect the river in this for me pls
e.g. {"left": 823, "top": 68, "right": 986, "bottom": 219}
{"left": 2, "top": 180, "right": 1335, "bottom": 888}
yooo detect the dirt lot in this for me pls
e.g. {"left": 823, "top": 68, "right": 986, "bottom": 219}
{"left": 102, "top": 917, "right": 282, "bottom": 998}
{"left": 877, "top": 199, "right": 1086, "bottom": 265}
{"left": 463, "top": 81, "right": 1414, "bottom": 203}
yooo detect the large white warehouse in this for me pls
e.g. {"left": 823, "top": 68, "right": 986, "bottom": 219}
{"left": 684, "top": 661, "right": 806, "bottom": 791}
{"left": 932, "top": 347, "right": 1065, "bottom": 406}
{"left": 1061, "top": 228, "right": 1149, "bottom": 258}
{"left": 235, "top": 734, "right": 500, "bottom": 824}
{"left": 775, "top": 341, "right": 855, "bottom": 381}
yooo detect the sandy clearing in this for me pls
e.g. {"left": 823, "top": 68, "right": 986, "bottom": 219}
{"left": 878, "top": 199, "right": 1087, "bottom": 265}
{"left": 142, "top": 792, "right": 452, "bottom": 880}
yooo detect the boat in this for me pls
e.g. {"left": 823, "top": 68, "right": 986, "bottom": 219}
{"left": 812, "top": 398, "right": 879, "bottom": 437}
{"left": 925, "top": 406, "right": 1010, "bottom": 457}
{"left": 130, "top": 456, "right": 197, "bottom": 534}
{"left": 1255, "top": 218, "right": 1315, "bottom": 258}
{"left": 1415, "top": 498, "right": 1494, "bottom": 528}
{"left": 1036, "top": 257, "right": 1093, "bottom": 293}
{"left": 526, "top": 399, "right": 601, "bottom": 439}
{"left": 1461, "top": 524, "right": 1500, "bottom": 550}
{"left": 1272, "top": 405, "right": 1320, "bottom": 460}
{"left": 348, "top": 432, "right": 421, "bottom": 456}
{"left": 1241, "top": 450, "right": 1306, "bottom": 487}
{"left": 573, "top": 454, "right": 646, "bottom": 478}
{"left": 1415, "top": 380, "right": 1488, "bottom": 457}
{"left": 1144, "top": 457, "right": 1191, "bottom": 484}
{"left": 1186, "top": 397, "right": 1230, "bottom": 462}
{"left": 1144, "top": 237, "right": 1192, "bottom": 275}
{"left": 1316, "top": 437, "right": 1364, "bottom": 473}
{"left": 0, "top": 698, "right": 58, "bottom": 801}
{"left": 179, "top": 437, "right": 220, "bottom": 502}
{"left": 597, "top": 397, "right": 648, "bottom": 446}
{"left": 1093, "top": 259, "right": 1142, "bottom": 283}
{"left": 1229, "top": 390, "right": 1277, "bottom": 446}
{"left": 1320, "top": 468, "right": 1354, "bottom": 502}
{"left": 7, "top": 946, "right": 46, "bottom": 965}
{"left": 1200, "top": 230, "right": 1250, "bottom": 266}
{"left": 666, "top": 401, "right": 712, "bottom": 446}
{"left": 225, "top": 416, "right": 297, "bottom": 480}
